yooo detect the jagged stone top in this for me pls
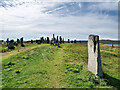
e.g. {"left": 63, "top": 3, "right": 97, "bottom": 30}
{"left": 89, "top": 34, "right": 99, "bottom": 37}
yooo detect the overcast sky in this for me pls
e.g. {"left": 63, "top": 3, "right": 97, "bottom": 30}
{"left": 0, "top": 0, "right": 118, "bottom": 41}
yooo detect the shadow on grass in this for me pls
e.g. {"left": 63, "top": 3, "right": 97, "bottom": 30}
{"left": 103, "top": 73, "right": 120, "bottom": 89}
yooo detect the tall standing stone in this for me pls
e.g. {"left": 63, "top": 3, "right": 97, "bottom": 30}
{"left": 60, "top": 36, "right": 62, "bottom": 44}
{"left": 41, "top": 37, "right": 44, "bottom": 43}
{"left": 17, "top": 39, "right": 20, "bottom": 44}
{"left": 54, "top": 36, "right": 58, "bottom": 46}
{"left": 47, "top": 37, "right": 49, "bottom": 44}
{"left": 88, "top": 35, "right": 103, "bottom": 77}
{"left": 31, "top": 40, "right": 33, "bottom": 44}
{"left": 53, "top": 34, "right": 55, "bottom": 41}
{"left": 51, "top": 34, "right": 55, "bottom": 45}
{"left": 56, "top": 36, "right": 58, "bottom": 43}
{"left": 20, "top": 37, "right": 24, "bottom": 47}
{"left": 6, "top": 38, "right": 9, "bottom": 46}
{"left": 68, "top": 39, "right": 70, "bottom": 43}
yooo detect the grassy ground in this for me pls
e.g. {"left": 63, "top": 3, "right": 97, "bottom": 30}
{"left": 1, "top": 42, "right": 120, "bottom": 88}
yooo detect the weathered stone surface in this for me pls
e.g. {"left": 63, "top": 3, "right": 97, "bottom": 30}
{"left": 88, "top": 35, "right": 103, "bottom": 77}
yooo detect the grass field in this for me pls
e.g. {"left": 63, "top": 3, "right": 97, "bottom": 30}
{"left": 1, "top": 42, "right": 120, "bottom": 88}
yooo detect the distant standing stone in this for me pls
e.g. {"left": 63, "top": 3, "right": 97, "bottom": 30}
{"left": 31, "top": 40, "right": 33, "bottom": 44}
{"left": 47, "top": 37, "right": 50, "bottom": 44}
{"left": 56, "top": 36, "right": 58, "bottom": 43}
{"left": 60, "top": 36, "right": 62, "bottom": 44}
{"left": 20, "top": 37, "right": 24, "bottom": 47}
{"left": 8, "top": 40, "right": 15, "bottom": 49}
{"left": 68, "top": 39, "right": 70, "bottom": 43}
{"left": 74, "top": 39, "right": 76, "bottom": 43}
{"left": 17, "top": 39, "right": 20, "bottom": 44}
{"left": 71, "top": 40, "right": 73, "bottom": 43}
{"left": 88, "top": 35, "right": 103, "bottom": 77}
{"left": 6, "top": 38, "right": 9, "bottom": 46}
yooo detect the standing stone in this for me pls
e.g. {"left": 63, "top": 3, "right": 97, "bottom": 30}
{"left": 56, "top": 36, "right": 58, "bottom": 43}
{"left": 41, "top": 37, "right": 44, "bottom": 43}
{"left": 68, "top": 39, "right": 70, "bottom": 43}
{"left": 31, "top": 40, "right": 33, "bottom": 44}
{"left": 8, "top": 40, "right": 15, "bottom": 49}
{"left": 47, "top": 37, "right": 49, "bottom": 44}
{"left": 17, "top": 39, "right": 20, "bottom": 44}
{"left": 53, "top": 34, "right": 55, "bottom": 41}
{"left": 74, "top": 39, "right": 76, "bottom": 43}
{"left": 88, "top": 35, "right": 103, "bottom": 77}
{"left": 20, "top": 37, "right": 24, "bottom": 47}
{"left": 6, "top": 38, "right": 9, "bottom": 46}
{"left": 71, "top": 40, "right": 73, "bottom": 43}
{"left": 51, "top": 34, "right": 55, "bottom": 45}
{"left": 60, "top": 36, "right": 62, "bottom": 44}
{"left": 54, "top": 36, "right": 58, "bottom": 46}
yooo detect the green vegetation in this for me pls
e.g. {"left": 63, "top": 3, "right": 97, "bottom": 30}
{"left": 1, "top": 42, "right": 39, "bottom": 53}
{"left": 1, "top": 43, "right": 120, "bottom": 88}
